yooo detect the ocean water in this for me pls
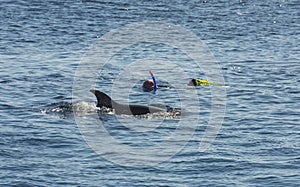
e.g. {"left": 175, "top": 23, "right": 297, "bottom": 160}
{"left": 1, "top": 0, "right": 299, "bottom": 186}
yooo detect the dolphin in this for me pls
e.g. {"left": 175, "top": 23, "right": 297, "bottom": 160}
{"left": 90, "top": 90, "right": 165, "bottom": 115}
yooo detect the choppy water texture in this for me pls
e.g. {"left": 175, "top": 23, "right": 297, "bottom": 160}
{"left": 1, "top": 0, "right": 299, "bottom": 186}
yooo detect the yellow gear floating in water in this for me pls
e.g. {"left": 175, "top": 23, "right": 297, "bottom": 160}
{"left": 194, "top": 79, "right": 213, "bottom": 86}
{"left": 188, "top": 79, "right": 214, "bottom": 86}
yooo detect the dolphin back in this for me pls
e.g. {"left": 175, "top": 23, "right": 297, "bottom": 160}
{"left": 90, "top": 89, "right": 165, "bottom": 115}
{"left": 118, "top": 104, "right": 164, "bottom": 115}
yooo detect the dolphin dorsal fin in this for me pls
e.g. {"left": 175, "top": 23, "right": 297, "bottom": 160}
{"left": 90, "top": 90, "right": 114, "bottom": 108}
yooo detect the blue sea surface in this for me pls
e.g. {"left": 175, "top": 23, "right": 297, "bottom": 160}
{"left": 1, "top": 0, "right": 299, "bottom": 186}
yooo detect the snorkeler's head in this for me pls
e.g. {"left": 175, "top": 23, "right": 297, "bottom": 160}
{"left": 142, "top": 79, "right": 154, "bottom": 91}
{"left": 187, "top": 79, "right": 197, "bottom": 86}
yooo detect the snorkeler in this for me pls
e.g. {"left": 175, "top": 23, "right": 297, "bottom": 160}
{"left": 187, "top": 79, "right": 214, "bottom": 86}
{"left": 188, "top": 79, "right": 214, "bottom": 86}
{"left": 189, "top": 79, "right": 228, "bottom": 88}
{"left": 142, "top": 70, "right": 157, "bottom": 92}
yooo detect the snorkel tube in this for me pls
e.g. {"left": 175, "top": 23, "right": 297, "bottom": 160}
{"left": 149, "top": 70, "right": 157, "bottom": 93}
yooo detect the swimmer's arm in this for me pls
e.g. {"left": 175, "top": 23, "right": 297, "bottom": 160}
{"left": 149, "top": 70, "right": 157, "bottom": 88}
{"left": 149, "top": 70, "right": 157, "bottom": 93}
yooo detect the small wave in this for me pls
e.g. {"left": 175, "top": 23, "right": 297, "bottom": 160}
{"left": 41, "top": 101, "right": 99, "bottom": 117}
{"left": 136, "top": 111, "right": 181, "bottom": 120}
{"left": 72, "top": 101, "right": 99, "bottom": 113}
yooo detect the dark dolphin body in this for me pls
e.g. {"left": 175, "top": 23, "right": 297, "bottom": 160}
{"left": 90, "top": 90, "right": 165, "bottom": 115}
